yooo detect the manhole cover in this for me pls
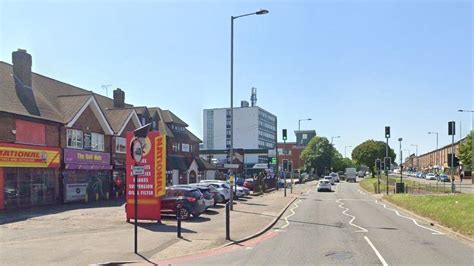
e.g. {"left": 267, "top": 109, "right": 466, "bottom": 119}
{"left": 325, "top": 251, "right": 353, "bottom": 260}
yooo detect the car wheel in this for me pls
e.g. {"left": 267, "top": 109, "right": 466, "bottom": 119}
{"left": 177, "top": 207, "right": 190, "bottom": 220}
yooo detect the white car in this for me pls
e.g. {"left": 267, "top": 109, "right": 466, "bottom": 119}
{"left": 200, "top": 181, "right": 231, "bottom": 202}
{"left": 323, "top": 176, "right": 335, "bottom": 185}
{"left": 330, "top": 172, "right": 340, "bottom": 182}
{"left": 425, "top": 173, "right": 436, "bottom": 180}
{"left": 317, "top": 180, "right": 332, "bottom": 192}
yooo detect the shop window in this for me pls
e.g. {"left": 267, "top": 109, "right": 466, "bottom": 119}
{"left": 67, "top": 129, "right": 83, "bottom": 149}
{"left": 91, "top": 133, "right": 104, "bottom": 151}
{"left": 172, "top": 142, "right": 179, "bottom": 152}
{"left": 181, "top": 143, "right": 190, "bottom": 152}
{"left": 115, "top": 137, "right": 126, "bottom": 153}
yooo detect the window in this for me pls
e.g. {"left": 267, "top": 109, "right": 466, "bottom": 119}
{"left": 172, "top": 142, "right": 179, "bottom": 152}
{"left": 181, "top": 143, "right": 190, "bottom": 152}
{"left": 67, "top": 129, "right": 83, "bottom": 149}
{"left": 152, "top": 121, "right": 157, "bottom": 130}
{"left": 115, "top": 137, "right": 126, "bottom": 153}
{"left": 91, "top": 133, "right": 104, "bottom": 151}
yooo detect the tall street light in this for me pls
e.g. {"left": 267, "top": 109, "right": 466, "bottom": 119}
{"left": 229, "top": 9, "right": 269, "bottom": 211}
{"left": 330, "top": 136, "right": 341, "bottom": 172}
{"left": 411, "top": 144, "right": 418, "bottom": 171}
{"left": 297, "top": 118, "right": 311, "bottom": 182}
{"left": 344, "top": 145, "right": 352, "bottom": 158}
{"left": 427, "top": 131, "right": 439, "bottom": 168}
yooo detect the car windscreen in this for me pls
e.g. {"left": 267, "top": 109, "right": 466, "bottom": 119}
{"left": 185, "top": 189, "right": 203, "bottom": 199}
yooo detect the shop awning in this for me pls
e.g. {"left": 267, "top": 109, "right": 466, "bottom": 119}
{"left": 65, "top": 163, "right": 112, "bottom": 170}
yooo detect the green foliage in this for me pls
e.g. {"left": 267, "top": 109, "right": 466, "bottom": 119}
{"left": 333, "top": 157, "right": 355, "bottom": 172}
{"left": 301, "top": 136, "right": 335, "bottom": 176}
{"left": 459, "top": 132, "right": 473, "bottom": 170}
{"left": 351, "top": 139, "right": 396, "bottom": 173}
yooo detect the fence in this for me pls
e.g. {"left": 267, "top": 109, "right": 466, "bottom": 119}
{"left": 374, "top": 177, "right": 474, "bottom": 195}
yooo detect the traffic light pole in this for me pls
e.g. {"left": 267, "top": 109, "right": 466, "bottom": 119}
{"left": 284, "top": 138, "right": 287, "bottom": 197}
{"left": 385, "top": 137, "right": 389, "bottom": 195}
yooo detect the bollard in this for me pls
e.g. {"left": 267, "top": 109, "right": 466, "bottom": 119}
{"left": 85, "top": 194, "right": 88, "bottom": 203}
{"left": 225, "top": 202, "right": 230, "bottom": 240}
{"left": 177, "top": 204, "right": 182, "bottom": 238}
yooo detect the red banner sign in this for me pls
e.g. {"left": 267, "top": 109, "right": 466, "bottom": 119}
{"left": 125, "top": 131, "right": 166, "bottom": 221}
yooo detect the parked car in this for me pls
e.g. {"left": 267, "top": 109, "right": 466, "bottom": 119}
{"left": 160, "top": 187, "right": 206, "bottom": 220}
{"left": 176, "top": 185, "right": 215, "bottom": 209}
{"left": 425, "top": 173, "right": 437, "bottom": 180}
{"left": 243, "top": 178, "right": 255, "bottom": 190}
{"left": 189, "top": 183, "right": 221, "bottom": 205}
{"left": 317, "top": 180, "right": 332, "bottom": 192}
{"left": 438, "top": 174, "right": 450, "bottom": 182}
{"left": 330, "top": 172, "right": 340, "bottom": 182}
{"left": 324, "top": 176, "right": 335, "bottom": 185}
{"left": 200, "top": 180, "right": 231, "bottom": 202}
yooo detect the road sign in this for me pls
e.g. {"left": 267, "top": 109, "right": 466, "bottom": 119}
{"left": 224, "top": 164, "right": 239, "bottom": 169}
{"left": 131, "top": 139, "right": 143, "bottom": 163}
{"left": 132, "top": 165, "right": 145, "bottom": 175}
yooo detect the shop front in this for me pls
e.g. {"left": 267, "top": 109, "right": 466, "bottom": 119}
{"left": 0, "top": 143, "right": 60, "bottom": 210}
{"left": 62, "top": 148, "right": 112, "bottom": 202}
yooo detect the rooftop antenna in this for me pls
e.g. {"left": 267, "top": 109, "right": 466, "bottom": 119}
{"left": 101, "top": 84, "right": 112, "bottom": 97}
{"left": 251, "top": 87, "right": 257, "bottom": 107}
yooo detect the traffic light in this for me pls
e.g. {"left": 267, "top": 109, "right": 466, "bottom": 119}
{"left": 375, "top": 159, "right": 381, "bottom": 170}
{"left": 384, "top": 157, "right": 391, "bottom": 170}
{"left": 448, "top": 153, "right": 459, "bottom": 167}
{"left": 282, "top": 129, "right": 287, "bottom": 141}
{"left": 385, "top": 126, "right": 390, "bottom": 138}
{"left": 448, "top": 121, "right": 456, "bottom": 136}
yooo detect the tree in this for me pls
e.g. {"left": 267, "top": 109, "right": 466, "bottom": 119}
{"left": 333, "top": 157, "right": 355, "bottom": 172}
{"left": 301, "top": 136, "right": 339, "bottom": 176}
{"left": 351, "top": 140, "right": 396, "bottom": 174}
{"left": 459, "top": 132, "right": 473, "bottom": 171}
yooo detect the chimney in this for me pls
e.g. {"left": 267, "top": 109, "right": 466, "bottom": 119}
{"left": 113, "top": 88, "right": 125, "bottom": 108}
{"left": 12, "top": 49, "right": 32, "bottom": 88}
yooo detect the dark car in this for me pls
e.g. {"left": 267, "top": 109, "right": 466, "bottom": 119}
{"left": 243, "top": 178, "right": 255, "bottom": 190}
{"left": 438, "top": 174, "right": 450, "bottom": 182}
{"left": 160, "top": 187, "right": 206, "bottom": 220}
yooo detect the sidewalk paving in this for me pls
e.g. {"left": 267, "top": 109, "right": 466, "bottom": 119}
{"left": 0, "top": 182, "right": 315, "bottom": 265}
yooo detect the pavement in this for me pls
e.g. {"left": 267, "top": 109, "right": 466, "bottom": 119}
{"left": 161, "top": 179, "right": 474, "bottom": 265}
{"left": 0, "top": 182, "right": 312, "bottom": 265}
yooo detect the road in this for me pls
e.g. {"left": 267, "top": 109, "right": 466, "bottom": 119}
{"left": 165, "top": 180, "right": 474, "bottom": 265}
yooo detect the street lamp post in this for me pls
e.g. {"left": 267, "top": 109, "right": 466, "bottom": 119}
{"left": 427, "top": 132, "right": 439, "bottom": 169}
{"left": 229, "top": 9, "right": 269, "bottom": 211}
{"left": 297, "top": 118, "right": 311, "bottom": 183}
{"left": 411, "top": 144, "right": 418, "bottom": 171}
{"left": 398, "top": 138, "right": 403, "bottom": 184}
{"left": 330, "top": 136, "right": 341, "bottom": 172}
{"left": 344, "top": 146, "right": 352, "bottom": 158}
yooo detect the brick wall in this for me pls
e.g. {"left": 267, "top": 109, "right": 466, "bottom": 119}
{"left": 277, "top": 142, "right": 303, "bottom": 171}
{"left": 0, "top": 112, "right": 60, "bottom": 147}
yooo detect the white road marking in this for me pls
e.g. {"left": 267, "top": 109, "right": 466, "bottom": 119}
{"left": 364, "top": 236, "right": 388, "bottom": 266}
{"left": 336, "top": 199, "right": 368, "bottom": 233}
{"left": 374, "top": 200, "right": 444, "bottom": 235}
{"left": 281, "top": 199, "right": 302, "bottom": 229}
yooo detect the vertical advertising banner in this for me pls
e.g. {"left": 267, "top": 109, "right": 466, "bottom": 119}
{"left": 125, "top": 131, "right": 166, "bottom": 221}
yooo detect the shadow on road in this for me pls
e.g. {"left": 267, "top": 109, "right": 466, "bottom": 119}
{"left": 238, "top": 202, "right": 268, "bottom": 206}
{"left": 138, "top": 222, "right": 197, "bottom": 234}
{"left": 287, "top": 219, "right": 345, "bottom": 229}
{"left": 0, "top": 198, "right": 125, "bottom": 225}
{"left": 204, "top": 210, "right": 219, "bottom": 215}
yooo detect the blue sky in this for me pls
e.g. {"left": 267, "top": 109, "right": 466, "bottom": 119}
{"left": 1, "top": 0, "right": 472, "bottom": 159}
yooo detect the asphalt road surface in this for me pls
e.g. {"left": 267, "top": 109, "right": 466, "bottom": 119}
{"left": 168, "top": 181, "right": 474, "bottom": 265}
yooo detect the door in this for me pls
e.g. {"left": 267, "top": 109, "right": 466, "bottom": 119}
{"left": 189, "top": 170, "right": 197, "bottom": 184}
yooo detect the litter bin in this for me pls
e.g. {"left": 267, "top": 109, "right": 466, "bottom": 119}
{"left": 395, "top": 182, "right": 405, "bottom": 193}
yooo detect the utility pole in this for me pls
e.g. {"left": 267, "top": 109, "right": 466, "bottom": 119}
{"left": 385, "top": 126, "right": 390, "bottom": 195}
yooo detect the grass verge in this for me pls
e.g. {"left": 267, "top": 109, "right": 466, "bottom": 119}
{"left": 385, "top": 194, "right": 474, "bottom": 237}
